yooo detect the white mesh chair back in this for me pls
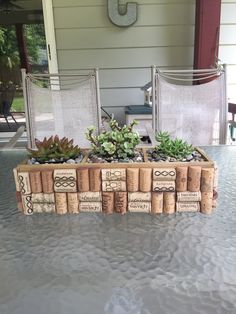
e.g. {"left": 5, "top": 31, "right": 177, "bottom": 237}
{"left": 23, "top": 70, "right": 101, "bottom": 149}
{"left": 153, "top": 67, "right": 228, "bottom": 145}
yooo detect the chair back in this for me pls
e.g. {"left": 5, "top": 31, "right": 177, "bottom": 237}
{"left": 0, "top": 83, "right": 15, "bottom": 116}
{"left": 22, "top": 69, "right": 102, "bottom": 149}
{"left": 152, "top": 66, "right": 228, "bottom": 145}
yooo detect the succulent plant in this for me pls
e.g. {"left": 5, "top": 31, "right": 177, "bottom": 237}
{"left": 27, "top": 135, "right": 81, "bottom": 163}
{"left": 86, "top": 119, "right": 140, "bottom": 159}
{"left": 154, "top": 131, "right": 194, "bottom": 160}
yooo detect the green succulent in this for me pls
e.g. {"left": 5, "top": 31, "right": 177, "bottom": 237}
{"left": 27, "top": 135, "right": 81, "bottom": 163}
{"left": 154, "top": 131, "right": 194, "bottom": 160}
{"left": 86, "top": 119, "right": 140, "bottom": 159}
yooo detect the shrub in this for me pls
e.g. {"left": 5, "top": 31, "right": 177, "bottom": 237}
{"left": 86, "top": 119, "right": 140, "bottom": 159}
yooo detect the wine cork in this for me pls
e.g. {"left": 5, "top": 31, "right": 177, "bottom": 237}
{"left": 13, "top": 168, "right": 20, "bottom": 191}
{"left": 67, "top": 193, "right": 79, "bottom": 214}
{"left": 22, "top": 194, "right": 33, "bottom": 215}
{"left": 201, "top": 168, "right": 214, "bottom": 192}
{"left": 78, "top": 192, "right": 102, "bottom": 202}
{"left": 18, "top": 172, "right": 31, "bottom": 195}
{"left": 176, "top": 166, "right": 188, "bottom": 192}
{"left": 128, "top": 202, "right": 151, "bottom": 213}
{"left": 213, "top": 162, "right": 218, "bottom": 190}
{"left": 77, "top": 168, "right": 90, "bottom": 192}
{"left": 79, "top": 202, "right": 102, "bottom": 212}
{"left": 153, "top": 168, "right": 176, "bottom": 181}
{"left": 16, "top": 191, "right": 23, "bottom": 211}
{"left": 200, "top": 192, "right": 213, "bottom": 214}
{"left": 17, "top": 202, "right": 23, "bottom": 212}
{"left": 28, "top": 193, "right": 60, "bottom": 214}
{"left": 163, "top": 192, "right": 175, "bottom": 214}
{"left": 127, "top": 168, "right": 139, "bottom": 192}
{"left": 41, "top": 170, "right": 54, "bottom": 193}
{"left": 177, "top": 191, "right": 201, "bottom": 202}
{"left": 128, "top": 192, "right": 151, "bottom": 202}
{"left": 44, "top": 193, "right": 56, "bottom": 213}
{"left": 32, "top": 193, "right": 44, "bottom": 213}
{"left": 54, "top": 169, "right": 77, "bottom": 193}
{"left": 115, "top": 192, "right": 127, "bottom": 214}
{"left": 29, "top": 171, "right": 42, "bottom": 193}
{"left": 139, "top": 168, "right": 152, "bottom": 192}
{"left": 33, "top": 201, "right": 44, "bottom": 213}
{"left": 187, "top": 166, "right": 201, "bottom": 192}
{"left": 151, "top": 192, "right": 163, "bottom": 214}
{"left": 176, "top": 202, "right": 200, "bottom": 212}
{"left": 89, "top": 168, "right": 101, "bottom": 191}
{"left": 16, "top": 191, "right": 22, "bottom": 203}
{"left": 153, "top": 181, "right": 175, "bottom": 192}
{"left": 102, "top": 181, "right": 126, "bottom": 191}
{"left": 55, "top": 193, "right": 67, "bottom": 214}
{"left": 213, "top": 189, "right": 218, "bottom": 200}
{"left": 102, "top": 192, "right": 114, "bottom": 214}
{"left": 102, "top": 169, "right": 126, "bottom": 181}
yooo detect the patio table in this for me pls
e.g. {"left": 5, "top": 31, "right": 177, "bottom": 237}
{"left": 0, "top": 146, "right": 236, "bottom": 314}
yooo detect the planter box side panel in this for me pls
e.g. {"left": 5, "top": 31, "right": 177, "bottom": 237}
{"left": 13, "top": 159, "right": 218, "bottom": 215}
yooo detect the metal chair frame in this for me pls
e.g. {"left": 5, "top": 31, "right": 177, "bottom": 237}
{"left": 22, "top": 69, "right": 102, "bottom": 149}
{"left": 151, "top": 65, "right": 228, "bottom": 145}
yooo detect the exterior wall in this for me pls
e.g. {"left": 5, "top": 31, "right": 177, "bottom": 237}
{"left": 220, "top": 0, "right": 236, "bottom": 102}
{"left": 52, "top": 0, "right": 195, "bottom": 122}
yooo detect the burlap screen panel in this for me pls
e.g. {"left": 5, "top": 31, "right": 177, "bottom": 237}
{"left": 157, "top": 74, "right": 225, "bottom": 145}
{"left": 27, "top": 75, "right": 99, "bottom": 148}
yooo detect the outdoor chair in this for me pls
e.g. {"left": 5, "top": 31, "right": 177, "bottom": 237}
{"left": 0, "top": 83, "right": 19, "bottom": 129}
{"left": 228, "top": 102, "right": 236, "bottom": 141}
{"left": 22, "top": 69, "right": 102, "bottom": 149}
{"left": 150, "top": 66, "right": 228, "bottom": 145}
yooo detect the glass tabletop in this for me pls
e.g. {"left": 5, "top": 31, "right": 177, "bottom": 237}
{"left": 0, "top": 146, "right": 236, "bottom": 314}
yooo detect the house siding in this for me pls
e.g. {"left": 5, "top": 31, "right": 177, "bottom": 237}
{"left": 220, "top": 1, "right": 236, "bottom": 102}
{"left": 52, "top": 0, "right": 195, "bottom": 121}
{"left": 52, "top": 0, "right": 236, "bottom": 116}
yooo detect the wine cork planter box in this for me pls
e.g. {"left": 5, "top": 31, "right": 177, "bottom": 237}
{"left": 13, "top": 147, "right": 218, "bottom": 215}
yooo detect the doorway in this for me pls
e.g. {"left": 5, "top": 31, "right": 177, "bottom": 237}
{"left": 0, "top": 0, "right": 55, "bottom": 145}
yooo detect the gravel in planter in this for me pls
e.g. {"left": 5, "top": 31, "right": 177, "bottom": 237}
{"left": 87, "top": 150, "right": 144, "bottom": 163}
{"left": 146, "top": 149, "right": 205, "bottom": 162}
{"left": 27, "top": 153, "right": 84, "bottom": 165}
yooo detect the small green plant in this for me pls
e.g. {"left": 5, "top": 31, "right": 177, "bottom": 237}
{"left": 27, "top": 135, "right": 81, "bottom": 163}
{"left": 86, "top": 119, "right": 140, "bottom": 159}
{"left": 155, "top": 131, "right": 194, "bottom": 160}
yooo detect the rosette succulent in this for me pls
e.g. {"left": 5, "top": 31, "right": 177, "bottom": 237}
{"left": 27, "top": 135, "right": 81, "bottom": 163}
{"left": 154, "top": 131, "right": 194, "bottom": 160}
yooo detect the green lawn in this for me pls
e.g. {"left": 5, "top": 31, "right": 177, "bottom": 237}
{"left": 12, "top": 97, "right": 24, "bottom": 112}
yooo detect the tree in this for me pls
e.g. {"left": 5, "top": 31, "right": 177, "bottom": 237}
{"left": 0, "top": 24, "right": 46, "bottom": 69}
{"left": 24, "top": 24, "right": 46, "bottom": 64}
{"left": 0, "top": 25, "right": 19, "bottom": 68}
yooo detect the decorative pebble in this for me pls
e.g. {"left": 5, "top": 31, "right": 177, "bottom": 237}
{"left": 75, "top": 155, "right": 83, "bottom": 163}
{"left": 66, "top": 159, "right": 76, "bottom": 164}
{"left": 134, "top": 156, "right": 143, "bottom": 162}
{"left": 186, "top": 155, "right": 193, "bottom": 161}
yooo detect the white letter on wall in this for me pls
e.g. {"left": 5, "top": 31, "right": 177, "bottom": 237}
{"left": 108, "top": 0, "right": 138, "bottom": 27}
